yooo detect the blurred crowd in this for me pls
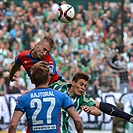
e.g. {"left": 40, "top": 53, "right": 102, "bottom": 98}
{"left": 0, "top": 0, "right": 133, "bottom": 97}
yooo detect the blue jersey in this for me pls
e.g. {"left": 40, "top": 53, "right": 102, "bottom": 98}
{"left": 15, "top": 88, "right": 74, "bottom": 133}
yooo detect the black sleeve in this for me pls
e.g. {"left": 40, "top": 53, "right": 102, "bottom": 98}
{"left": 99, "top": 102, "right": 133, "bottom": 123}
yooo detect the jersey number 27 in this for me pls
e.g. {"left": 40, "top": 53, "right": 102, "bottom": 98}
{"left": 30, "top": 98, "right": 55, "bottom": 125}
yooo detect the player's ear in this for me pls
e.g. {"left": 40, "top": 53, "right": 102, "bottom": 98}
{"left": 30, "top": 70, "right": 34, "bottom": 84}
{"left": 35, "top": 43, "right": 39, "bottom": 48}
{"left": 72, "top": 81, "right": 75, "bottom": 86}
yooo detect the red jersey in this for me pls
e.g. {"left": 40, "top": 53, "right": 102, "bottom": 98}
{"left": 15, "top": 50, "right": 61, "bottom": 84}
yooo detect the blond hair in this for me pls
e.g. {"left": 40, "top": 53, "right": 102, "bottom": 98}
{"left": 39, "top": 36, "right": 54, "bottom": 48}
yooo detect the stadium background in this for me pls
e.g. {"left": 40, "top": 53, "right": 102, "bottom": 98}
{"left": 6, "top": 0, "right": 133, "bottom": 11}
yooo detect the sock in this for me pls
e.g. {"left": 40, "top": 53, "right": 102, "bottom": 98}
{"left": 99, "top": 102, "right": 133, "bottom": 123}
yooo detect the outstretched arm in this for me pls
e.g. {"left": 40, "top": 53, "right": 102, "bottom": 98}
{"left": 9, "top": 62, "right": 21, "bottom": 82}
{"left": 99, "top": 102, "right": 133, "bottom": 123}
{"left": 67, "top": 106, "right": 83, "bottom": 133}
{"left": 90, "top": 98, "right": 133, "bottom": 123}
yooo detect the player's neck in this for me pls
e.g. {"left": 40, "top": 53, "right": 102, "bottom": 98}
{"left": 68, "top": 87, "right": 74, "bottom": 95}
{"left": 31, "top": 49, "right": 38, "bottom": 59}
{"left": 36, "top": 84, "right": 48, "bottom": 88}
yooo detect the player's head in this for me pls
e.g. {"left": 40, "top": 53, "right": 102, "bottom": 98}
{"left": 30, "top": 61, "right": 50, "bottom": 87}
{"left": 71, "top": 72, "right": 89, "bottom": 96}
{"left": 35, "top": 36, "right": 54, "bottom": 59}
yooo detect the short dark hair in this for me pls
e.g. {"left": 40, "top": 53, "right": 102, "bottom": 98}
{"left": 72, "top": 72, "right": 89, "bottom": 82}
{"left": 30, "top": 61, "right": 50, "bottom": 87}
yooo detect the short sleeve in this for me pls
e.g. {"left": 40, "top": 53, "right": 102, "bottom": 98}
{"left": 62, "top": 93, "right": 74, "bottom": 110}
{"left": 15, "top": 96, "right": 25, "bottom": 113}
{"left": 15, "top": 54, "right": 21, "bottom": 65}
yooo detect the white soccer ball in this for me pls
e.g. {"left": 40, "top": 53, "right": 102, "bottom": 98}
{"left": 57, "top": 4, "right": 75, "bottom": 23}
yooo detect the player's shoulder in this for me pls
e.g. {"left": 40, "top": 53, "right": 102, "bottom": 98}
{"left": 19, "top": 50, "right": 31, "bottom": 57}
{"left": 17, "top": 92, "right": 29, "bottom": 101}
{"left": 50, "top": 80, "right": 68, "bottom": 86}
{"left": 50, "top": 81, "right": 69, "bottom": 90}
{"left": 44, "top": 53, "right": 55, "bottom": 61}
{"left": 49, "top": 87, "right": 67, "bottom": 95}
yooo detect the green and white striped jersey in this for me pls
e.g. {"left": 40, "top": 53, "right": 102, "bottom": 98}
{"left": 50, "top": 81, "right": 95, "bottom": 133}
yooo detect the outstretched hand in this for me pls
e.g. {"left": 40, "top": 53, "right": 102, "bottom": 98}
{"left": 81, "top": 106, "right": 92, "bottom": 113}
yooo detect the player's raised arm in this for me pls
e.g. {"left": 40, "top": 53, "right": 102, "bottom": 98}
{"left": 9, "top": 62, "right": 21, "bottom": 82}
{"left": 90, "top": 98, "right": 133, "bottom": 124}
{"left": 66, "top": 106, "right": 83, "bottom": 133}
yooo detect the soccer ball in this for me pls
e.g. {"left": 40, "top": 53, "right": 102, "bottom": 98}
{"left": 57, "top": 4, "right": 75, "bottom": 23}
